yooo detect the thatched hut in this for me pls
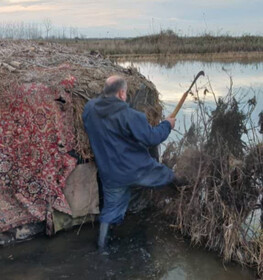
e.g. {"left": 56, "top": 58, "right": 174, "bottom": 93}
{"left": 0, "top": 40, "right": 162, "bottom": 242}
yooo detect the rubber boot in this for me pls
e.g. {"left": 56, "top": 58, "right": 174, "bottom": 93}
{"left": 98, "top": 222, "right": 110, "bottom": 255}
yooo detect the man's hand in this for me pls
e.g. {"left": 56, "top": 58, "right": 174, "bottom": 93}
{"left": 165, "top": 115, "right": 176, "bottom": 129}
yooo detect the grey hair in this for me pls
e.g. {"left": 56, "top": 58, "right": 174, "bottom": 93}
{"left": 103, "top": 77, "right": 127, "bottom": 96}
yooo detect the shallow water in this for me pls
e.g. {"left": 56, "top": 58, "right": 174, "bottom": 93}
{"left": 119, "top": 60, "right": 263, "bottom": 142}
{"left": 0, "top": 210, "right": 256, "bottom": 280}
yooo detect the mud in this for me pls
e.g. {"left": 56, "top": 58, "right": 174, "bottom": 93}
{"left": 0, "top": 210, "right": 256, "bottom": 280}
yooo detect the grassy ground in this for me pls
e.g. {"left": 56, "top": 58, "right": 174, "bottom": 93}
{"left": 56, "top": 30, "right": 263, "bottom": 59}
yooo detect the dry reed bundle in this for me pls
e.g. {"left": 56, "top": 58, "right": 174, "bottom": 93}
{"left": 0, "top": 39, "right": 164, "bottom": 236}
{"left": 155, "top": 81, "right": 263, "bottom": 277}
{"left": 0, "top": 40, "right": 163, "bottom": 160}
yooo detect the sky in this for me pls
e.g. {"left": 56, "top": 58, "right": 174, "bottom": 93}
{"left": 0, "top": 0, "right": 262, "bottom": 38}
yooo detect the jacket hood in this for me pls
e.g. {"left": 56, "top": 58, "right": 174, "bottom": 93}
{"left": 94, "top": 96, "right": 128, "bottom": 118}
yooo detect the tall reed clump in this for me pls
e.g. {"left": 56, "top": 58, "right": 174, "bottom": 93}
{"left": 157, "top": 81, "right": 263, "bottom": 276}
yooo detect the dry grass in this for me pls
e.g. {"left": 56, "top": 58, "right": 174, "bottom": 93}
{"left": 153, "top": 80, "right": 263, "bottom": 277}
{"left": 53, "top": 30, "right": 263, "bottom": 59}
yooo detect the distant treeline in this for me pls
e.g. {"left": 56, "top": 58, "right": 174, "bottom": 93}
{"left": 0, "top": 20, "right": 84, "bottom": 40}
{"left": 1, "top": 23, "right": 263, "bottom": 56}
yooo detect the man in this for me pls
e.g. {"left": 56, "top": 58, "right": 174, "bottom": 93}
{"left": 82, "top": 75, "right": 176, "bottom": 252}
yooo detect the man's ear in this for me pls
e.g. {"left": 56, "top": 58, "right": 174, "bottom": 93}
{"left": 119, "top": 90, "right": 125, "bottom": 101}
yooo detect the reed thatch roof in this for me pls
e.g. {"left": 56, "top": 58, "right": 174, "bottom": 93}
{"left": 0, "top": 40, "right": 163, "bottom": 235}
{"left": 0, "top": 39, "right": 163, "bottom": 159}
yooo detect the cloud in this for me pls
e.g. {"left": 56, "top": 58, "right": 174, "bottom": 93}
{"left": 0, "top": 0, "right": 46, "bottom": 7}
{"left": 0, "top": 4, "right": 52, "bottom": 13}
{"left": 0, "top": 0, "right": 262, "bottom": 37}
{"left": 8, "top": 0, "right": 41, "bottom": 3}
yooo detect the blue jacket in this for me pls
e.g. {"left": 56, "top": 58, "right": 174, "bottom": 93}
{"left": 82, "top": 96, "right": 174, "bottom": 188}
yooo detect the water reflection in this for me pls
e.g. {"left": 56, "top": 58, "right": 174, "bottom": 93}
{"left": 0, "top": 210, "right": 256, "bottom": 280}
{"left": 120, "top": 60, "right": 263, "bottom": 139}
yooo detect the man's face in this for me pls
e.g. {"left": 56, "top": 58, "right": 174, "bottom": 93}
{"left": 118, "top": 87, "right": 127, "bottom": 102}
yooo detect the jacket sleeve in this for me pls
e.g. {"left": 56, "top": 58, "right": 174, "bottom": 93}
{"left": 82, "top": 102, "right": 90, "bottom": 133}
{"left": 126, "top": 109, "right": 171, "bottom": 147}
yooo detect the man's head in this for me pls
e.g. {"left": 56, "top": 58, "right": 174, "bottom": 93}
{"left": 103, "top": 75, "right": 127, "bottom": 102}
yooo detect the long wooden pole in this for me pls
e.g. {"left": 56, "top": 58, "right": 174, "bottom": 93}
{"left": 170, "top": 71, "right": 205, "bottom": 118}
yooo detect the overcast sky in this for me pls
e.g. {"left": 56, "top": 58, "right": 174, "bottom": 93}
{"left": 0, "top": 0, "right": 262, "bottom": 38}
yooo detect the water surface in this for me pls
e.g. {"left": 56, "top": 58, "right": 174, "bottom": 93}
{"left": 0, "top": 210, "right": 256, "bottom": 280}
{"left": 120, "top": 60, "right": 263, "bottom": 142}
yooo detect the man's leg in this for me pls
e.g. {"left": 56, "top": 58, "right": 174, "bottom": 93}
{"left": 98, "top": 185, "right": 131, "bottom": 251}
{"left": 98, "top": 222, "right": 110, "bottom": 252}
{"left": 137, "top": 164, "right": 175, "bottom": 188}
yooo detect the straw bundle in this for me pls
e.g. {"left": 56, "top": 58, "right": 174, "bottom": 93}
{"left": 155, "top": 87, "right": 263, "bottom": 276}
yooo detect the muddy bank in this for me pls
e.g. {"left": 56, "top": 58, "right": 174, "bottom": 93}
{"left": 0, "top": 209, "right": 255, "bottom": 280}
